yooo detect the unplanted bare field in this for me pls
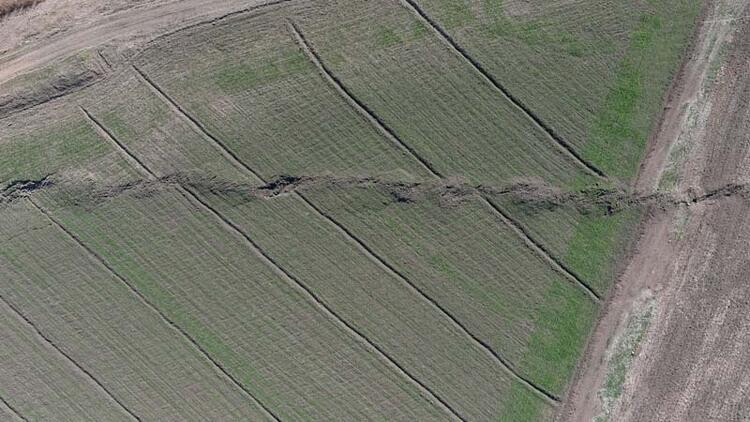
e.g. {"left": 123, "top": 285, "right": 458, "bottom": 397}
{"left": 0, "top": 0, "right": 707, "bottom": 420}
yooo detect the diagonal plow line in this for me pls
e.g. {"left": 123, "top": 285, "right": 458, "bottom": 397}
{"left": 397, "top": 0, "right": 607, "bottom": 180}
{"left": 481, "top": 197, "right": 601, "bottom": 301}
{"left": 289, "top": 19, "right": 599, "bottom": 302}
{"left": 290, "top": 19, "right": 574, "bottom": 404}
{"left": 78, "top": 108, "right": 282, "bottom": 422}
{"left": 83, "top": 102, "right": 464, "bottom": 421}
{"left": 287, "top": 21, "right": 442, "bottom": 178}
{"left": 0, "top": 391, "right": 28, "bottom": 422}
{"left": 136, "top": 29, "right": 563, "bottom": 409}
{"left": 0, "top": 267, "right": 140, "bottom": 422}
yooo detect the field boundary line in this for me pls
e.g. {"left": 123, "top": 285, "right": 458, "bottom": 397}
{"left": 396, "top": 0, "right": 607, "bottom": 180}
{"left": 0, "top": 391, "right": 28, "bottom": 422}
{"left": 289, "top": 18, "right": 599, "bottom": 302}
{"left": 79, "top": 108, "right": 282, "bottom": 422}
{"left": 288, "top": 21, "right": 442, "bottom": 178}
{"left": 83, "top": 103, "right": 462, "bottom": 421}
{"left": 481, "top": 197, "right": 601, "bottom": 301}
{"left": 134, "top": 34, "right": 556, "bottom": 409}
{"left": 174, "top": 185, "right": 465, "bottom": 421}
{"left": 0, "top": 259, "right": 141, "bottom": 422}
{"left": 131, "top": 66, "right": 262, "bottom": 182}
{"left": 290, "top": 18, "right": 595, "bottom": 400}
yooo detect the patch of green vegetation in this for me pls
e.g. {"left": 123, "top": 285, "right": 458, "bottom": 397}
{"left": 565, "top": 209, "right": 642, "bottom": 295}
{"left": 213, "top": 50, "right": 309, "bottom": 93}
{"left": 585, "top": 1, "right": 703, "bottom": 181}
{"left": 375, "top": 26, "right": 403, "bottom": 47}
{"left": 498, "top": 381, "right": 551, "bottom": 422}
{"left": 411, "top": 19, "right": 429, "bottom": 39}
{"left": 0, "top": 121, "right": 109, "bottom": 183}
{"left": 431, "top": 0, "right": 475, "bottom": 29}
{"left": 595, "top": 297, "right": 655, "bottom": 421}
{"left": 521, "top": 279, "right": 597, "bottom": 393}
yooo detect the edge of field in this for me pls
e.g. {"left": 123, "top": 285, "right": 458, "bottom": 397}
{"left": 554, "top": 1, "right": 715, "bottom": 419}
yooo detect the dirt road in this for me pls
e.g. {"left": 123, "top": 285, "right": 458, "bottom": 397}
{"left": 559, "top": 0, "right": 750, "bottom": 420}
{"left": 0, "top": 0, "right": 274, "bottom": 84}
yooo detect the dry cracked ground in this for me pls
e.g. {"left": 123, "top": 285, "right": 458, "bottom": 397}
{"left": 0, "top": 0, "right": 748, "bottom": 421}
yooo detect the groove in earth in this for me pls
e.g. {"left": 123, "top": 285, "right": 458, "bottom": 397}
{"left": 289, "top": 19, "right": 599, "bottom": 303}
{"left": 287, "top": 21, "right": 444, "bottom": 179}
{"left": 79, "top": 108, "right": 282, "bottom": 422}
{"left": 397, "top": 0, "right": 607, "bottom": 180}
{"left": 135, "top": 35, "right": 556, "bottom": 408}
{"left": 177, "top": 184, "right": 466, "bottom": 421}
{"left": 0, "top": 391, "right": 28, "bottom": 422}
{"left": 145, "top": 0, "right": 296, "bottom": 48}
{"left": 0, "top": 264, "right": 141, "bottom": 422}
{"left": 131, "top": 65, "right": 260, "bottom": 182}
{"left": 482, "top": 197, "right": 602, "bottom": 301}
{"left": 84, "top": 103, "right": 462, "bottom": 421}
{"left": 290, "top": 19, "right": 583, "bottom": 401}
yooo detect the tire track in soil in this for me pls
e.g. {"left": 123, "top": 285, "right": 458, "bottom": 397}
{"left": 82, "top": 100, "right": 462, "bottom": 421}
{"left": 289, "top": 19, "right": 568, "bottom": 404}
{"left": 0, "top": 260, "right": 141, "bottom": 422}
{"left": 79, "top": 107, "right": 282, "bottom": 422}
{"left": 395, "top": 0, "right": 607, "bottom": 180}
{"left": 0, "top": 391, "right": 28, "bottom": 422}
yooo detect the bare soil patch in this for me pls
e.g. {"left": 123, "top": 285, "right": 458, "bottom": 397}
{"left": 559, "top": 0, "right": 750, "bottom": 420}
{"left": 0, "top": 0, "right": 269, "bottom": 84}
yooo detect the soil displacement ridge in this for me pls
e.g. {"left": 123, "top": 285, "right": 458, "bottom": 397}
{"left": 289, "top": 20, "right": 599, "bottom": 304}
{"left": 80, "top": 101, "right": 463, "bottom": 421}
{"left": 396, "top": 0, "right": 607, "bottom": 180}
{"left": 3, "top": 174, "right": 746, "bottom": 213}
{"left": 131, "top": 58, "right": 557, "bottom": 409}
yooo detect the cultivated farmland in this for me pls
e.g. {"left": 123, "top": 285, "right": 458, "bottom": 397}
{"left": 0, "top": 0, "right": 707, "bottom": 420}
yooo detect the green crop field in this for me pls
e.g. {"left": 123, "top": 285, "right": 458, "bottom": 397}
{"left": 0, "top": 0, "right": 701, "bottom": 420}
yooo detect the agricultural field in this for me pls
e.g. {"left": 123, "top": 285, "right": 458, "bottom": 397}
{"left": 0, "top": 0, "right": 708, "bottom": 420}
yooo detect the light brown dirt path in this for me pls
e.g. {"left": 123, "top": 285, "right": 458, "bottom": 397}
{"left": 0, "top": 0, "right": 273, "bottom": 84}
{"left": 557, "top": 0, "right": 747, "bottom": 420}
{"left": 613, "top": 3, "right": 750, "bottom": 419}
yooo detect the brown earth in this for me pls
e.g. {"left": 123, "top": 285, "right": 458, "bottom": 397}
{"left": 0, "top": 0, "right": 275, "bottom": 84}
{"left": 559, "top": 0, "right": 750, "bottom": 420}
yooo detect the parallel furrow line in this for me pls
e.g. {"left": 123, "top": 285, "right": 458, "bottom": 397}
{"left": 83, "top": 103, "right": 462, "bottom": 421}
{"left": 290, "top": 18, "right": 599, "bottom": 304}
{"left": 0, "top": 266, "right": 141, "bottom": 422}
{"left": 396, "top": 0, "right": 607, "bottom": 180}
{"left": 0, "top": 391, "right": 28, "bottom": 422}
{"left": 288, "top": 21, "right": 442, "bottom": 178}
{"left": 79, "top": 108, "right": 282, "bottom": 422}
{"left": 291, "top": 17, "right": 603, "bottom": 402}
{"left": 481, "top": 197, "right": 601, "bottom": 301}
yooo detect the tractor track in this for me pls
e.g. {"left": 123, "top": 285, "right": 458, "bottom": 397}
{"left": 82, "top": 100, "right": 463, "bottom": 421}
{"left": 0, "top": 255, "right": 141, "bottom": 422}
{"left": 139, "top": 31, "right": 560, "bottom": 406}
{"left": 290, "top": 18, "right": 601, "bottom": 301}
{"left": 79, "top": 107, "right": 282, "bottom": 422}
{"left": 396, "top": 0, "right": 607, "bottom": 180}
{"left": 0, "top": 389, "right": 28, "bottom": 422}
